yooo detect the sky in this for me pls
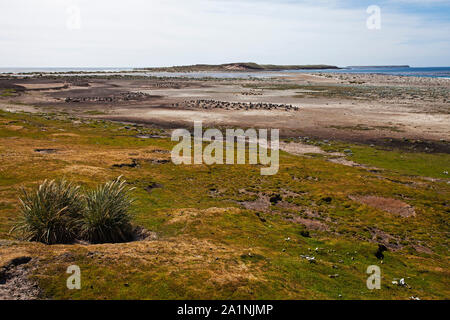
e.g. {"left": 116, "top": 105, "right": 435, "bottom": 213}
{"left": 0, "top": 0, "right": 449, "bottom": 67}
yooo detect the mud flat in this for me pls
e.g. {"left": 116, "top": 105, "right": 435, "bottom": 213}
{"left": 1, "top": 72, "right": 448, "bottom": 146}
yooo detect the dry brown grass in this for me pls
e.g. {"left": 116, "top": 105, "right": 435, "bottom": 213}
{"left": 1, "top": 235, "right": 263, "bottom": 294}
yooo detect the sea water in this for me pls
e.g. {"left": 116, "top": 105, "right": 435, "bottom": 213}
{"left": 283, "top": 66, "right": 450, "bottom": 79}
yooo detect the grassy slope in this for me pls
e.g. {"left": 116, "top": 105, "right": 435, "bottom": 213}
{"left": 0, "top": 110, "right": 448, "bottom": 300}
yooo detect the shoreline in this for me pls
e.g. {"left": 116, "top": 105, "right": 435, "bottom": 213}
{"left": 2, "top": 66, "right": 450, "bottom": 80}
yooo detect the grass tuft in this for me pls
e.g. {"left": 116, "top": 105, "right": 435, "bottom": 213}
{"left": 80, "top": 176, "right": 135, "bottom": 243}
{"left": 12, "top": 179, "right": 83, "bottom": 244}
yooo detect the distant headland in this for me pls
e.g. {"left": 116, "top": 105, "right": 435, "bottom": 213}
{"left": 134, "top": 62, "right": 340, "bottom": 72}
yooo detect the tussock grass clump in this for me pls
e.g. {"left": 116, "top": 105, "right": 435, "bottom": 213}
{"left": 11, "top": 177, "right": 136, "bottom": 245}
{"left": 80, "top": 177, "right": 135, "bottom": 244}
{"left": 12, "top": 180, "right": 84, "bottom": 244}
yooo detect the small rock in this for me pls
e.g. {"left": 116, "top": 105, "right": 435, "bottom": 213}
{"left": 299, "top": 230, "right": 310, "bottom": 238}
{"left": 301, "top": 255, "right": 316, "bottom": 264}
{"left": 270, "top": 194, "right": 282, "bottom": 204}
{"left": 375, "top": 244, "right": 388, "bottom": 260}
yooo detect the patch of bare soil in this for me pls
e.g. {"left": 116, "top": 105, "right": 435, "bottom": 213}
{"left": 287, "top": 216, "right": 329, "bottom": 231}
{"left": 0, "top": 257, "right": 40, "bottom": 300}
{"left": 279, "top": 141, "right": 329, "bottom": 155}
{"left": 274, "top": 201, "right": 303, "bottom": 211}
{"left": 239, "top": 188, "right": 307, "bottom": 213}
{"left": 241, "top": 195, "right": 271, "bottom": 212}
{"left": 328, "top": 157, "right": 370, "bottom": 168}
{"left": 367, "top": 227, "right": 403, "bottom": 251}
{"left": 412, "top": 244, "right": 433, "bottom": 254}
{"left": 350, "top": 195, "right": 416, "bottom": 218}
{"left": 239, "top": 187, "right": 329, "bottom": 231}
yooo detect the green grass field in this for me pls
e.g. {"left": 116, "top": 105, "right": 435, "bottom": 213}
{"left": 0, "top": 110, "right": 448, "bottom": 300}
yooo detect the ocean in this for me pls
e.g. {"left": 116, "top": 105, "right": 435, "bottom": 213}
{"left": 1, "top": 66, "right": 449, "bottom": 79}
{"left": 283, "top": 66, "right": 450, "bottom": 79}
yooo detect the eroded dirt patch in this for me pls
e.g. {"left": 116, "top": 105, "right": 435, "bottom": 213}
{"left": 350, "top": 195, "right": 416, "bottom": 218}
{"left": 241, "top": 195, "right": 271, "bottom": 212}
{"left": 0, "top": 256, "right": 40, "bottom": 300}
{"left": 367, "top": 227, "right": 403, "bottom": 251}
{"left": 287, "top": 216, "right": 329, "bottom": 231}
{"left": 239, "top": 189, "right": 306, "bottom": 213}
{"left": 328, "top": 157, "right": 367, "bottom": 168}
{"left": 279, "top": 141, "right": 334, "bottom": 155}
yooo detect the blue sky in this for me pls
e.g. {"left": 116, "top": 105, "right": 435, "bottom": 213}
{"left": 0, "top": 0, "right": 449, "bottom": 67}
